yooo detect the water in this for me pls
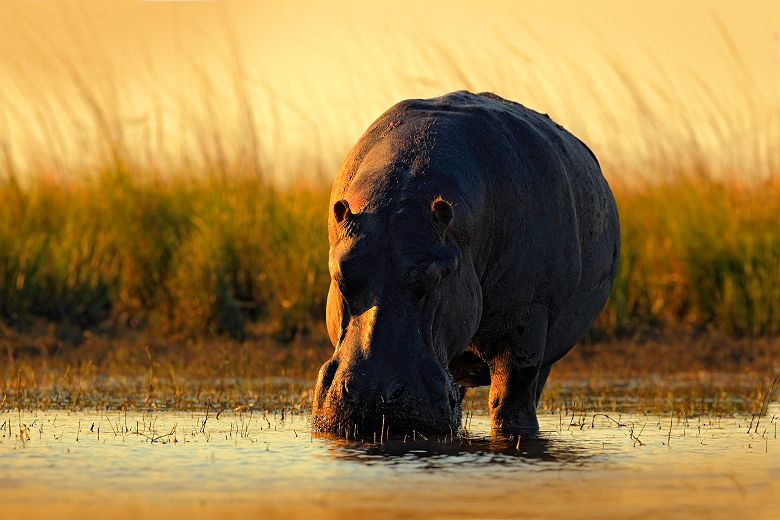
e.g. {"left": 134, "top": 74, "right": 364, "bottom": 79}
{"left": 2, "top": 406, "right": 778, "bottom": 519}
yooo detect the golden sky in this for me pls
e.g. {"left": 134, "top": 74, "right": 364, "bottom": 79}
{"left": 0, "top": 0, "right": 778, "bottom": 176}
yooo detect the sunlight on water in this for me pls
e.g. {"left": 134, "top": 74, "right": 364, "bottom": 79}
{"left": 2, "top": 405, "right": 778, "bottom": 518}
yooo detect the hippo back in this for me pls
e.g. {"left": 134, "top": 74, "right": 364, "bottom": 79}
{"left": 331, "top": 90, "right": 619, "bottom": 369}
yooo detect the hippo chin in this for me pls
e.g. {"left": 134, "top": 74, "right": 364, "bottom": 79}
{"left": 312, "top": 91, "right": 620, "bottom": 436}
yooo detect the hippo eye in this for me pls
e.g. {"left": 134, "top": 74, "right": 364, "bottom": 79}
{"left": 335, "top": 266, "right": 371, "bottom": 308}
{"left": 336, "top": 274, "right": 359, "bottom": 299}
{"left": 333, "top": 255, "right": 368, "bottom": 296}
{"left": 407, "top": 260, "right": 441, "bottom": 296}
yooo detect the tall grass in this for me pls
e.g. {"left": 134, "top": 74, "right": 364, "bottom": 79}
{"left": 601, "top": 174, "right": 780, "bottom": 337}
{"left": 0, "top": 25, "right": 778, "bottom": 341}
{"left": 0, "top": 171, "right": 330, "bottom": 340}
{"left": 2, "top": 160, "right": 778, "bottom": 340}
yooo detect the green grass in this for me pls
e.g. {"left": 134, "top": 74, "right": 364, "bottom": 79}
{"left": 1, "top": 165, "right": 778, "bottom": 340}
{"left": 0, "top": 170, "right": 330, "bottom": 340}
{"left": 600, "top": 174, "right": 780, "bottom": 337}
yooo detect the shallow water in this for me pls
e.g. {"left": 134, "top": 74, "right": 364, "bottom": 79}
{"left": 2, "top": 405, "right": 778, "bottom": 519}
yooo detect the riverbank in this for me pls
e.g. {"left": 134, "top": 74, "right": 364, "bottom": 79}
{"left": 3, "top": 328, "right": 777, "bottom": 415}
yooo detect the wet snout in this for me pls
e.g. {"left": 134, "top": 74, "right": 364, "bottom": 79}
{"left": 312, "top": 351, "right": 460, "bottom": 435}
{"left": 335, "top": 373, "right": 406, "bottom": 408}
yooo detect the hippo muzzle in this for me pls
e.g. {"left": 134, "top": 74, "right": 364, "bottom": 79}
{"left": 312, "top": 346, "right": 461, "bottom": 436}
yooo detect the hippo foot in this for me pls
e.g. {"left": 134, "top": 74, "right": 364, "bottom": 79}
{"left": 490, "top": 414, "right": 540, "bottom": 438}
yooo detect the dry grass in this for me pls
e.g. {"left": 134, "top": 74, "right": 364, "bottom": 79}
{"left": 2, "top": 328, "right": 777, "bottom": 415}
{"left": 0, "top": 23, "right": 778, "bottom": 417}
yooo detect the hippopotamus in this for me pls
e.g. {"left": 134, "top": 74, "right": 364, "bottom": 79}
{"left": 312, "top": 91, "right": 619, "bottom": 436}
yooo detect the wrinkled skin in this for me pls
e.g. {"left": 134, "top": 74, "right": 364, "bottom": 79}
{"left": 312, "top": 91, "right": 620, "bottom": 436}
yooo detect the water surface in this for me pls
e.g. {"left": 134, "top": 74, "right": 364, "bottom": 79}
{"left": 2, "top": 406, "right": 778, "bottom": 519}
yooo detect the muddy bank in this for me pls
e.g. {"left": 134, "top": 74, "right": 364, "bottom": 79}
{"left": 2, "top": 330, "right": 778, "bottom": 414}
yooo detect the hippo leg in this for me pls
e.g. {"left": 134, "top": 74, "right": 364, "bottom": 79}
{"left": 487, "top": 311, "right": 548, "bottom": 436}
{"left": 459, "top": 386, "right": 468, "bottom": 405}
{"left": 535, "top": 365, "right": 552, "bottom": 407}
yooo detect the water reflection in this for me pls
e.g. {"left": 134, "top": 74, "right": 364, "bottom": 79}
{"left": 319, "top": 429, "right": 593, "bottom": 470}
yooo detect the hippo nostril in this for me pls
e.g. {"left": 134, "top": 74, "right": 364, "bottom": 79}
{"left": 341, "top": 379, "right": 358, "bottom": 403}
{"left": 383, "top": 380, "right": 405, "bottom": 405}
{"left": 317, "top": 359, "right": 338, "bottom": 390}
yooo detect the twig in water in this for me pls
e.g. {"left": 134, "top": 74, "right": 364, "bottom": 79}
{"left": 753, "top": 376, "right": 778, "bottom": 434}
{"left": 591, "top": 413, "right": 627, "bottom": 428}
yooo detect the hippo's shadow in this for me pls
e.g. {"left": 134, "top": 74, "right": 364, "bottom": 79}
{"left": 317, "top": 429, "right": 594, "bottom": 470}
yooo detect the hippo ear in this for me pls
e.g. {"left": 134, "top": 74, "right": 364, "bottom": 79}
{"left": 431, "top": 199, "right": 453, "bottom": 228}
{"left": 333, "top": 199, "right": 352, "bottom": 224}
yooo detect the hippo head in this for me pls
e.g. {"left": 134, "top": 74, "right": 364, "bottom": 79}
{"left": 312, "top": 194, "right": 473, "bottom": 436}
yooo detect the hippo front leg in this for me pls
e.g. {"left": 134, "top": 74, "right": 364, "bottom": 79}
{"left": 487, "top": 310, "right": 548, "bottom": 436}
